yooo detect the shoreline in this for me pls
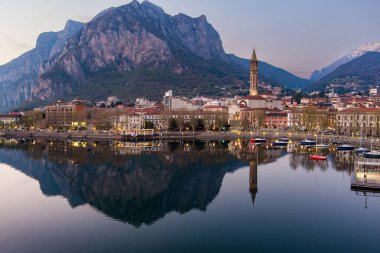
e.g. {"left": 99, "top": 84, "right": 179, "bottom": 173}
{"left": 2, "top": 130, "right": 380, "bottom": 147}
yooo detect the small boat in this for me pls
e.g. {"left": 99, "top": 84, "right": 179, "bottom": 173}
{"left": 300, "top": 139, "right": 316, "bottom": 146}
{"left": 316, "top": 143, "right": 330, "bottom": 149}
{"left": 251, "top": 138, "right": 267, "bottom": 143}
{"left": 337, "top": 144, "right": 355, "bottom": 151}
{"left": 309, "top": 155, "right": 328, "bottom": 161}
{"left": 355, "top": 147, "right": 370, "bottom": 154}
{"left": 278, "top": 137, "right": 290, "bottom": 142}
{"left": 330, "top": 139, "right": 341, "bottom": 145}
{"left": 272, "top": 141, "right": 288, "bottom": 147}
{"left": 364, "top": 151, "right": 380, "bottom": 159}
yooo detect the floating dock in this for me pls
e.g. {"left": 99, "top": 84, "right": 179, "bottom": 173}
{"left": 351, "top": 159, "right": 380, "bottom": 190}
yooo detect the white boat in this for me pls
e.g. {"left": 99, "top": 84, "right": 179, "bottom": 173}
{"left": 251, "top": 138, "right": 267, "bottom": 143}
{"left": 355, "top": 128, "right": 369, "bottom": 154}
{"left": 300, "top": 139, "right": 316, "bottom": 146}
{"left": 316, "top": 143, "right": 330, "bottom": 149}
{"left": 337, "top": 144, "right": 355, "bottom": 151}
{"left": 272, "top": 140, "right": 288, "bottom": 147}
{"left": 278, "top": 137, "right": 290, "bottom": 142}
{"left": 364, "top": 151, "right": 380, "bottom": 159}
{"left": 355, "top": 147, "right": 370, "bottom": 154}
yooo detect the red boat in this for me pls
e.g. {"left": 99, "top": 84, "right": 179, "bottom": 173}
{"left": 309, "top": 155, "right": 328, "bottom": 161}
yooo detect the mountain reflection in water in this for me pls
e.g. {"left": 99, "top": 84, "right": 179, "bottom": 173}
{"left": 0, "top": 139, "right": 353, "bottom": 226}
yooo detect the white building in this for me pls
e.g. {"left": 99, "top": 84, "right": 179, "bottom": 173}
{"left": 205, "top": 99, "right": 227, "bottom": 107}
{"left": 163, "top": 90, "right": 200, "bottom": 111}
{"left": 114, "top": 113, "right": 144, "bottom": 131}
{"left": 370, "top": 87, "right": 378, "bottom": 96}
{"left": 236, "top": 95, "right": 284, "bottom": 110}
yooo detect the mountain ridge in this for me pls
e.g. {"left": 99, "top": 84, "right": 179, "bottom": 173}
{"left": 306, "top": 51, "right": 380, "bottom": 91}
{"left": 1, "top": 0, "right": 309, "bottom": 112}
{"left": 310, "top": 42, "right": 380, "bottom": 81}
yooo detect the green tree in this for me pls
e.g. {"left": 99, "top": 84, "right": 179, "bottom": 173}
{"left": 168, "top": 118, "right": 178, "bottom": 131}
{"left": 144, "top": 121, "right": 154, "bottom": 129}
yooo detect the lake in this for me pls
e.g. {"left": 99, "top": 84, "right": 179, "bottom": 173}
{"left": 0, "top": 139, "right": 379, "bottom": 253}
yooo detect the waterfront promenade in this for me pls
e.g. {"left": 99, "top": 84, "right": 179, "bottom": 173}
{"left": 3, "top": 129, "right": 380, "bottom": 147}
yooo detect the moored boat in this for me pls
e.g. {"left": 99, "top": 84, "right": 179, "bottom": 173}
{"left": 300, "top": 139, "right": 316, "bottom": 146}
{"left": 309, "top": 155, "right": 328, "bottom": 161}
{"left": 364, "top": 151, "right": 380, "bottom": 159}
{"left": 278, "top": 137, "right": 290, "bottom": 142}
{"left": 272, "top": 140, "right": 288, "bottom": 147}
{"left": 251, "top": 138, "right": 267, "bottom": 143}
{"left": 355, "top": 147, "right": 370, "bottom": 154}
{"left": 316, "top": 143, "right": 329, "bottom": 149}
{"left": 337, "top": 144, "right": 355, "bottom": 151}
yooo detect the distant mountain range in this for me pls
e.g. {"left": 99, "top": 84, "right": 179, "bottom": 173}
{"left": 306, "top": 52, "right": 380, "bottom": 91}
{"left": 310, "top": 42, "right": 380, "bottom": 81}
{"left": 0, "top": 0, "right": 309, "bottom": 112}
{"left": 0, "top": 20, "right": 84, "bottom": 112}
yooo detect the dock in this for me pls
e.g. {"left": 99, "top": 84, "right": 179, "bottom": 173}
{"left": 351, "top": 158, "right": 380, "bottom": 190}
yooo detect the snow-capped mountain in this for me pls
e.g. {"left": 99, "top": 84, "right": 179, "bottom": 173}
{"left": 310, "top": 42, "right": 380, "bottom": 81}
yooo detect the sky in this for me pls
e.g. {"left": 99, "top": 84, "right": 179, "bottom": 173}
{"left": 1, "top": 0, "right": 380, "bottom": 78}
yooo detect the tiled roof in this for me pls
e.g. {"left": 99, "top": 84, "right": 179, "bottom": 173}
{"left": 239, "top": 95, "right": 267, "bottom": 100}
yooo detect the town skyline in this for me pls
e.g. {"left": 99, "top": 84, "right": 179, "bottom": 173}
{"left": 1, "top": 0, "right": 380, "bottom": 78}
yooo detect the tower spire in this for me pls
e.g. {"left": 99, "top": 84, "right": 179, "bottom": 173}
{"left": 250, "top": 47, "right": 259, "bottom": 96}
{"left": 251, "top": 48, "right": 257, "bottom": 61}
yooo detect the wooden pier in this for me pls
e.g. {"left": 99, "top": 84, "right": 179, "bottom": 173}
{"left": 351, "top": 159, "right": 380, "bottom": 191}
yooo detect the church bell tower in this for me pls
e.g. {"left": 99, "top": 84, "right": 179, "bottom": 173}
{"left": 250, "top": 48, "right": 259, "bottom": 96}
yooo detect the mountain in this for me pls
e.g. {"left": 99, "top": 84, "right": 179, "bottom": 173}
{"left": 306, "top": 52, "right": 380, "bottom": 91}
{"left": 0, "top": 0, "right": 308, "bottom": 112}
{"left": 310, "top": 42, "right": 380, "bottom": 81}
{"left": 30, "top": 0, "right": 310, "bottom": 104}
{"left": 0, "top": 20, "right": 84, "bottom": 112}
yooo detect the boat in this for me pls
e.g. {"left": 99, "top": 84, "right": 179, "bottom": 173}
{"left": 272, "top": 140, "right": 288, "bottom": 147}
{"left": 251, "top": 138, "right": 267, "bottom": 143}
{"left": 300, "top": 139, "right": 316, "bottom": 146}
{"left": 309, "top": 155, "right": 328, "bottom": 161}
{"left": 364, "top": 151, "right": 380, "bottom": 159}
{"left": 316, "top": 143, "right": 330, "bottom": 149}
{"left": 278, "top": 137, "right": 290, "bottom": 142}
{"left": 337, "top": 144, "right": 355, "bottom": 151}
{"left": 316, "top": 133, "right": 329, "bottom": 149}
{"left": 355, "top": 147, "right": 370, "bottom": 154}
{"left": 355, "top": 127, "right": 369, "bottom": 154}
{"left": 330, "top": 139, "right": 341, "bottom": 145}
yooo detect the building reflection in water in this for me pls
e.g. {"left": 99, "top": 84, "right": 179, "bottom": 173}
{"left": 0, "top": 138, "right": 358, "bottom": 225}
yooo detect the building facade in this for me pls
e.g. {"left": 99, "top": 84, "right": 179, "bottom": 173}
{"left": 336, "top": 108, "right": 380, "bottom": 136}
{"left": 163, "top": 90, "right": 200, "bottom": 111}
{"left": 45, "top": 100, "right": 87, "bottom": 128}
{"left": 0, "top": 114, "right": 21, "bottom": 126}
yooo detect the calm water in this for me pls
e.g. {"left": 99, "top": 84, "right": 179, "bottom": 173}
{"left": 0, "top": 139, "right": 379, "bottom": 253}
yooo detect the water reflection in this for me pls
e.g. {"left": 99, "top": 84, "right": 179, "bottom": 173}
{"left": 0, "top": 138, "right": 360, "bottom": 226}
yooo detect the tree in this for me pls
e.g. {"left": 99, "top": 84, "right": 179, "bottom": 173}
{"left": 168, "top": 118, "right": 178, "bottom": 131}
{"left": 301, "top": 107, "right": 318, "bottom": 131}
{"left": 21, "top": 111, "right": 45, "bottom": 129}
{"left": 177, "top": 117, "right": 185, "bottom": 132}
{"left": 215, "top": 116, "right": 228, "bottom": 132}
{"left": 196, "top": 118, "right": 205, "bottom": 131}
{"left": 242, "top": 118, "right": 250, "bottom": 131}
{"left": 144, "top": 121, "right": 154, "bottom": 129}
{"left": 294, "top": 92, "right": 302, "bottom": 104}
{"left": 189, "top": 114, "right": 198, "bottom": 132}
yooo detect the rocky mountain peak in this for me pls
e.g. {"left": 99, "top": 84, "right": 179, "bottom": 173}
{"left": 64, "top": 20, "right": 84, "bottom": 34}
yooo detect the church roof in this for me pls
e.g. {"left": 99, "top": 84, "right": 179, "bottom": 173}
{"left": 240, "top": 95, "right": 266, "bottom": 100}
